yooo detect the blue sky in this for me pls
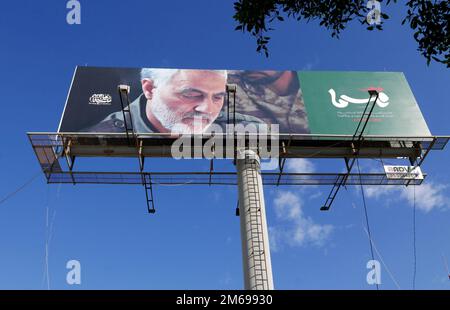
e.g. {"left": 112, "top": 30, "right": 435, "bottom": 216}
{"left": 0, "top": 0, "right": 449, "bottom": 290}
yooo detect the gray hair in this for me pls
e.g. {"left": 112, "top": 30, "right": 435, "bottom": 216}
{"left": 140, "top": 68, "right": 228, "bottom": 87}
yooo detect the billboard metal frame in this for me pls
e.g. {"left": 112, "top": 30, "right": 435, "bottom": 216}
{"left": 27, "top": 132, "right": 448, "bottom": 187}
{"left": 27, "top": 132, "right": 449, "bottom": 159}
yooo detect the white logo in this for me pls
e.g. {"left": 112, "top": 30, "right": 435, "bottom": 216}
{"left": 89, "top": 94, "right": 112, "bottom": 105}
{"left": 366, "top": 259, "right": 381, "bottom": 285}
{"left": 328, "top": 88, "right": 389, "bottom": 108}
{"left": 366, "top": 0, "right": 381, "bottom": 25}
{"left": 66, "top": 0, "right": 81, "bottom": 25}
{"left": 66, "top": 259, "right": 81, "bottom": 285}
{"left": 384, "top": 165, "right": 424, "bottom": 180}
{"left": 170, "top": 121, "right": 280, "bottom": 171}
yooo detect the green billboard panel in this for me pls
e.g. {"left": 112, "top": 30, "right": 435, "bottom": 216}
{"left": 298, "top": 71, "right": 431, "bottom": 136}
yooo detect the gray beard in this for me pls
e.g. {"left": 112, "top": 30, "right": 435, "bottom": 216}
{"left": 150, "top": 97, "right": 212, "bottom": 134}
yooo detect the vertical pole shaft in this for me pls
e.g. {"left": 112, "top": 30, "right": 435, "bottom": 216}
{"left": 236, "top": 149, "right": 274, "bottom": 290}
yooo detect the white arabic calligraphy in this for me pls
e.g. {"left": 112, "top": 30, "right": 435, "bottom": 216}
{"left": 89, "top": 94, "right": 112, "bottom": 105}
{"left": 328, "top": 89, "right": 389, "bottom": 108}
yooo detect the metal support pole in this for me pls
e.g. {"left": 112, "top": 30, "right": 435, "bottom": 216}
{"left": 236, "top": 149, "right": 274, "bottom": 290}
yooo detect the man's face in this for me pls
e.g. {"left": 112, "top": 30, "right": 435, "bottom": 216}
{"left": 144, "top": 70, "right": 226, "bottom": 134}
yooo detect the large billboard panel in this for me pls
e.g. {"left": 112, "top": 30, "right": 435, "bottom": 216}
{"left": 298, "top": 71, "right": 431, "bottom": 136}
{"left": 58, "top": 67, "right": 431, "bottom": 137}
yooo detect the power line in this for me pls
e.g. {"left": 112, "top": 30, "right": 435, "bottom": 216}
{"left": 369, "top": 157, "right": 398, "bottom": 166}
{"left": 1, "top": 153, "right": 61, "bottom": 207}
{"left": 356, "top": 158, "right": 379, "bottom": 290}
{"left": 44, "top": 194, "right": 51, "bottom": 290}
{"left": 362, "top": 225, "right": 401, "bottom": 289}
{"left": 343, "top": 187, "right": 401, "bottom": 289}
{"left": 0, "top": 171, "right": 42, "bottom": 206}
{"left": 41, "top": 183, "right": 60, "bottom": 290}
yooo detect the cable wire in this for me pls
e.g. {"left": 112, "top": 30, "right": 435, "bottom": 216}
{"left": 1, "top": 153, "right": 62, "bottom": 207}
{"left": 0, "top": 171, "right": 42, "bottom": 206}
{"left": 44, "top": 194, "right": 51, "bottom": 290}
{"left": 362, "top": 224, "right": 401, "bottom": 289}
{"left": 343, "top": 187, "right": 401, "bottom": 289}
{"left": 41, "top": 183, "right": 60, "bottom": 290}
{"left": 356, "top": 158, "right": 379, "bottom": 290}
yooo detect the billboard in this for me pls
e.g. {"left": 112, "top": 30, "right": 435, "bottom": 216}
{"left": 58, "top": 67, "right": 431, "bottom": 137}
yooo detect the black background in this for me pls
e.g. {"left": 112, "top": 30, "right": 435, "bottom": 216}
{"left": 0, "top": 290, "right": 448, "bottom": 306}
{"left": 59, "top": 66, "right": 142, "bottom": 132}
